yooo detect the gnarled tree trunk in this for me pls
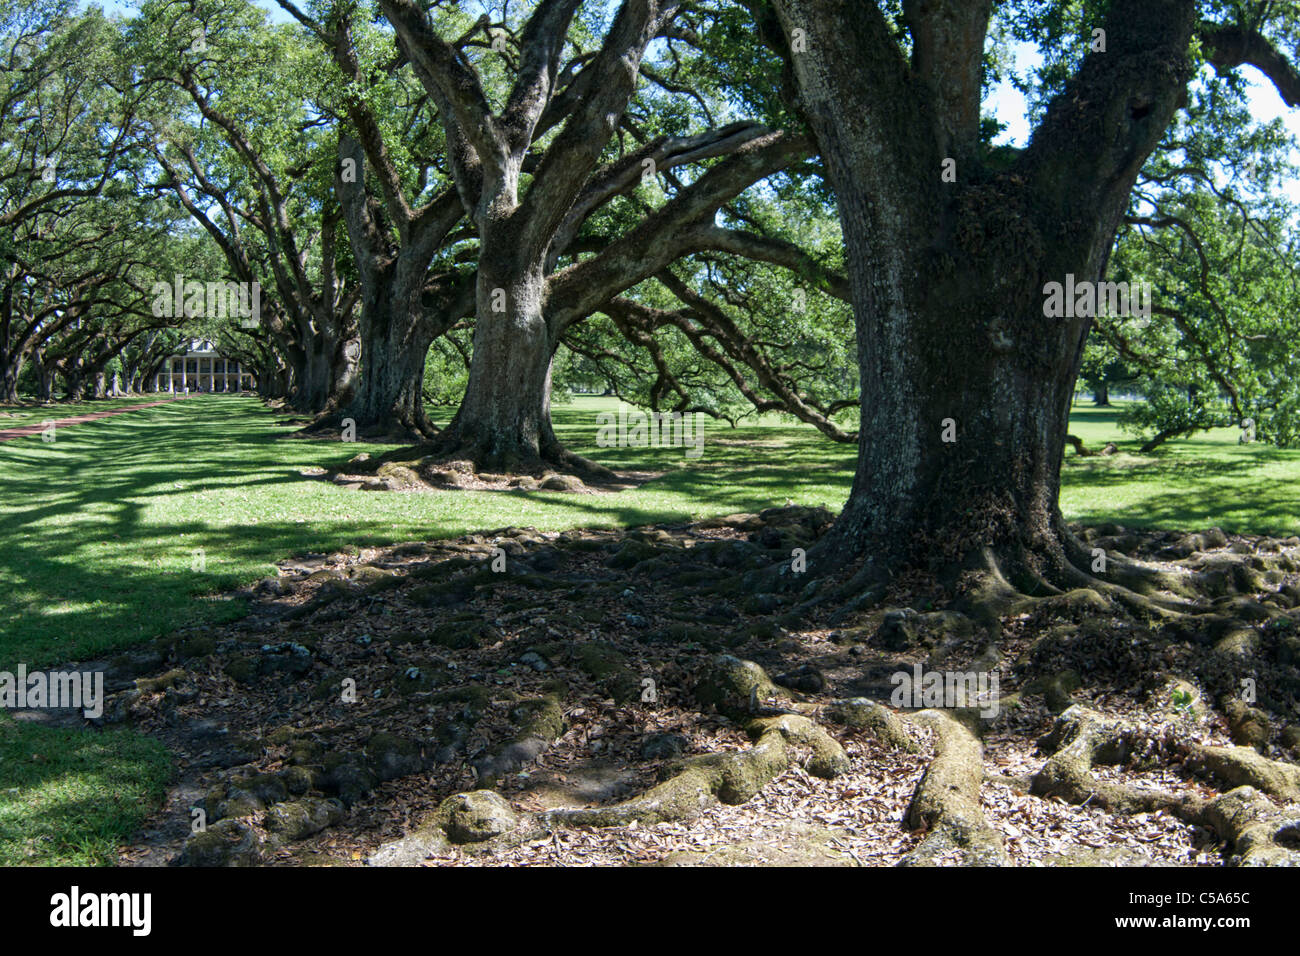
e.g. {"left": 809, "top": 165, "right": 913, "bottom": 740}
{"left": 342, "top": 268, "right": 440, "bottom": 440}
{"left": 436, "top": 246, "right": 563, "bottom": 468}
{"left": 0, "top": 352, "right": 22, "bottom": 404}
{"left": 317, "top": 134, "right": 466, "bottom": 442}
{"left": 286, "top": 326, "right": 356, "bottom": 416}
{"left": 772, "top": 0, "right": 1197, "bottom": 596}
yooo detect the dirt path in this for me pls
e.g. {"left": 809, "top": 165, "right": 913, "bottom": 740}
{"left": 0, "top": 396, "right": 188, "bottom": 441}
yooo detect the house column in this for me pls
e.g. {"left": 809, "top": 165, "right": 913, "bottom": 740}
{"left": 208, "top": 357, "right": 215, "bottom": 391}
{"left": 181, "top": 358, "right": 186, "bottom": 392}
{"left": 223, "top": 359, "right": 229, "bottom": 392}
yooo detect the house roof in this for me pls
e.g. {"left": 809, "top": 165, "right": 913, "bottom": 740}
{"left": 175, "top": 339, "right": 221, "bottom": 357}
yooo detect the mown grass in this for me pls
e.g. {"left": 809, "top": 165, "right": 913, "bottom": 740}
{"left": 0, "top": 394, "right": 178, "bottom": 430}
{"left": 0, "top": 718, "right": 172, "bottom": 866}
{"left": 0, "top": 395, "right": 850, "bottom": 670}
{"left": 0, "top": 392, "right": 1297, "bottom": 865}
{"left": 1060, "top": 404, "right": 1300, "bottom": 535}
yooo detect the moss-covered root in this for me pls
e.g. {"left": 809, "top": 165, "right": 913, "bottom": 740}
{"left": 822, "top": 698, "right": 919, "bottom": 752}
{"left": 472, "top": 686, "right": 567, "bottom": 786}
{"left": 1031, "top": 708, "right": 1300, "bottom": 864}
{"left": 538, "top": 658, "right": 847, "bottom": 830}
{"left": 1186, "top": 786, "right": 1300, "bottom": 866}
{"left": 750, "top": 713, "right": 851, "bottom": 778}
{"left": 694, "top": 654, "right": 785, "bottom": 719}
{"left": 900, "top": 710, "right": 1009, "bottom": 867}
{"left": 368, "top": 790, "right": 528, "bottom": 864}
{"left": 1030, "top": 706, "right": 1197, "bottom": 816}
{"left": 541, "top": 712, "right": 849, "bottom": 829}
{"left": 541, "top": 724, "right": 790, "bottom": 828}
{"left": 1182, "top": 745, "right": 1300, "bottom": 802}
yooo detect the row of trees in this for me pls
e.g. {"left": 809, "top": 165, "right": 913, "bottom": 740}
{"left": 120, "top": 0, "right": 860, "bottom": 457}
{"left": 4, "top": 0, "right": 1299, "bottom": 584}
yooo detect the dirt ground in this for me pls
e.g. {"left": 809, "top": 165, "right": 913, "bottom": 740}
{"left": 76, "top": 506, "right": 1300, "bottom": 866}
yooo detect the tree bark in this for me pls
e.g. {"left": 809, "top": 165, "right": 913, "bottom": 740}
{"left": 1139, "top": 427, "right": 1189, "bottom": 454}
{"left": 319, "top": 133, "right": 465, "bottom": 441}
{"left": 341, "top": 268, "right": 441, "bottom": 439}
{"left": 0, "top": 353, "right": 22, "bottom": 404}
{"left": 381, "top": 0, "right": 692, "bottom": 474}
{"left": 771, "top": 0, "right": 1197, "bottom": 590}
{"left": 286, "top": 326, "right": 356, "bottom": 416}
{"left": 437, "top": 249, "right": 562, "bottom": 467}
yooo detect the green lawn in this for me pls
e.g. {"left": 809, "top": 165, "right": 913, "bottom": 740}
{"left": 0, "top": 394, "right": 179, "bottom": 430}
{"left": 0, "top": 392, "right": 1297, "bottom": 865}
{"left": 0, "top": 720, "right": 171, "bottom": 866}
{"left": 0, "top": 395, "right": 851, "bottom": 671}
{"left": 1060, "top": 404, "right": 1300, "bottom": 535}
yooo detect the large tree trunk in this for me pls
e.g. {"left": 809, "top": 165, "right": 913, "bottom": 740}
{"left": 377, "top": 0, "right": 683, "bottom": 478}
{"left": 321, "top": 132, "right": 462, "bottom": 442}
{"left": 65, "top": 371, "right": 86, "bottom": 402}
{"left": 772, "top": 0, "right": 1196, "bottom": 596}
{"left": 822, "top": 250, "right": 1084, "bottom": 591}
{"left": 437, "top": 252, "right": 561, "bottom": 468}
{"left": 255, "top": 359, "right": 284, "bottom": 400}
{"left": 287, "top": 340, "right": 332, "bottom": 414}
{"left": 34, "top": 356, "right": 54, "bottom": 402}
{"left": 335, "top": 261, "right": 437, "bottom": 441}
{"left": 1094, "top": 380, "right": 1110, "bottom": 406}
{"left": 283, "top": 319, "right": 357, "bottom": 415}
{"left": 345, "top": 315, "right": 435, "bottom": 439}
{"left": 1, "top": 353, "right": 22, "bottom": 404}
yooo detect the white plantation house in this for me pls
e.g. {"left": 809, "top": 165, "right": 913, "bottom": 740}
{"left": 153, "top": 339, "right": 254, "bottom": 393}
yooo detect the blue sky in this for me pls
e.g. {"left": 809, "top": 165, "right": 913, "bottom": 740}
{"left": 986, "top": 39, "right": 1300, "bottom": 204}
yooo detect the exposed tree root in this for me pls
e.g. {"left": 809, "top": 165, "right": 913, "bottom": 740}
{"left": 290, "top": 408, "right": 435, "bottom": 444}
{"left": 538, "top": 657, "right": 849, "bottom": 829}
{"left": 1031, "top": 706, "right": 1197, "bottom": 815}
{"left": 1192, "top": 787, "right": 1300, "bottom": 866}
{"left": 472, "top": 687, "right": 568, "bottom": 787}
{"left": 1060, "top": 532, "right": 1201, "bottom": 608}
{"left": 308, "top": 431, "right": 649, "bottom": 493}
{"left": 422, "top": 425, "right": 621, "bottom": 485}
{"left": 955, "top": 538, "right": 1198, "bottom": 629}
{"left": 900, "top": 710, "right": 1009, "bottom": 866}
{"left": 1032, "top": 707, "right": 1300, "bottom": 864}
{"left": 770, "top": 515, "right": 1204, "bottom": 629}
{"left": 1182, "top": 743, "right": 1300, "bottom": 802}
{"left": 540, "top": 716, "right": 832, "bottom": 828}
{"left": 822, "top": 698, "right": 919, "bottom": 752}
{"left": 137, "top": 515, "right": 1300, "bottom": 866}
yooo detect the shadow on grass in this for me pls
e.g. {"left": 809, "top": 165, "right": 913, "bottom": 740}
{"left": 0, "top": 396, "right": 854, "bottom": 670}
{"left": 5, "top": 394, "right": 1296, "bottom": 669}
{"left": 0, "top": 715, "right": 172, "bottom": 866}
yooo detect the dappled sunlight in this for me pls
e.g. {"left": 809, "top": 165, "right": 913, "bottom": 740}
{"left": 2, "top": 397, "right": 854, "bottom": 669}
{"left": 6, "top": 396, "right": 1298, "bottom": 678}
